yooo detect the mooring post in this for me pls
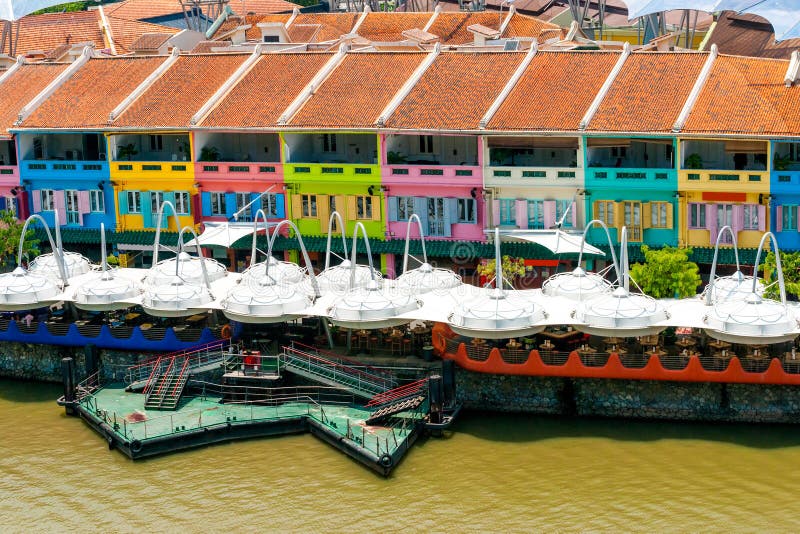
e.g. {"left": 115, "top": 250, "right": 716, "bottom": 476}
{"left": 61, "top": 357, "right": 75, "bottom": 416}
{"left": 441, "top": 360, "right": 456, "bottom": 407}
{"left": 84, "top": 343, "right": 98, "bottom": 378}
{"left": 428, "top": 374, "right": 443, "bottom": 425}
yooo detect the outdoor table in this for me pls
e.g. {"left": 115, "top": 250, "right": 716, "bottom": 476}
{"left": 124, "top": 312, "right": 140, "bottom": 322}
{"left": 186, "top": 314, "right": 207, "bottom": 324}
{"left": 506, "top": 340, "right": 521, "bottom": 350}
{"left": 539, "top": 342, "right": 554, "bottom": 352}
{"left": 140, "top": 323, "right": 153, "bottom": 331}
{"left": 541, "top": 328, "right": 581, "bottom": 341}
{"left": 603, "top": 337, "right": 624, "bottom": 345}
{"left": 640, "top": 335, "right": 660, "bottom": 347}
{"left": 709, "top": 340, "right": 732, "bottom": 351}
{"left": 676, "top": 338, "right": 697, "bottom": 348}
{"left": 471, "top": 338, "right": 486, "bottom": 346}
{"left": 609, "top": 346, "right": 627, "bottom": 355}
{"left": 784, "top": 352, "right": 800, "bottom": 372}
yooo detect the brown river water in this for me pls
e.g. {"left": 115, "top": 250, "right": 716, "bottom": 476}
{"left": 2, "top": 378, "right": 799, "bottom": 532}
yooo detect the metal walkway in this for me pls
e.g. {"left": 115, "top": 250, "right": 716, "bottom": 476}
{"left": 125, "top": 339, "right": 229, "bottom": 392}
{"left": 144, "top": 356, "right": 191, "bottom": 411}
{"left": 279, "top": 345, "right": 397, "bottom": 399}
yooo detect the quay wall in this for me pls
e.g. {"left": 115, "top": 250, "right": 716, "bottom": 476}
{"left": 5, "top": 342, "right": 800, "bottom": 424}
{"left": 456, "top": 370, "right": 800, "bottom": 424}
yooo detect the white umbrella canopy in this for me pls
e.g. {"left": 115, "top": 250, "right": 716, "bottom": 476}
{"left": 623, "top": 0, "right": 726, "bottom": 20}
{"left": 0, "top": 0, "right": 72, "bottom": 21}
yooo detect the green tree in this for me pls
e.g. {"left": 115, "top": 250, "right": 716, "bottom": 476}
{"left": 477, "top": 255, "right": 526, "bottom": 289}
{"left": 629, "top": 246, "right": 701, "bottom": 298}
{"left": 759, "top": 251, "right": 800, "bottom": 300}
{"left": 0, "top": 210, "right": 38, "bottom": 270}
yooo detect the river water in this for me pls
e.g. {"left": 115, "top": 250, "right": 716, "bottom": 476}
{"left": 2, "top": 378, "right": 799, "bottom": 531}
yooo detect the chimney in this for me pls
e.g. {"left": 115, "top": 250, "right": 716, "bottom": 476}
{"left": 231, "top": 25, "right": 251, "bottom": 45}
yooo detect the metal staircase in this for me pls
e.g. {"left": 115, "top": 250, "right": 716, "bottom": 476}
{"left": 365, "top": 395, "right": 426, "bottom": 426}
{"left": 126, "top": 339, "right": 229, "bottom": 392}
{"left": 279, "top": 345, "right": 397, "bottom": 399}
{"left": 144, "top": 356, "right": 191, "bottom": 410}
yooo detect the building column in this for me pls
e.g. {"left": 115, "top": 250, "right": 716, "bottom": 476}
{"left": 382, "top": 253, "right": 395, "bottom": 279}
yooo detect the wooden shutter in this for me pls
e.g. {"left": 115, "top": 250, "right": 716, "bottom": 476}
{"left": 777, "top": 206, "right": 783, "bottom": 232}
{"left": 33, "top": 191, "right": 42, "bottom": 212}
{"left": 570, "top": 201, "right": 577, "bottom": 227}
{"left": 387, "top": 197, "right": 398, "bottom": 222}
{"left": 291, "top": 194, "right": 302, "bottom": 219}
{"left": 224, "top": 192, "right": 237, "bottom": 220}
{"left": 370, "top": 195, "right": 381, "bottom": 221}
{"left": 275, "top": 193, "right": 286, "bottom": 219}
{"left": 54, "top": 191, "right": 66, "bottom": 225}
{"left": 732, "top": 204, "right": 744, "bottom": 234}
{"left": 78, "top": 190, "right": 90, "bottom": 214}
{"left": 666, "top": 202, "right": 674, "bottom": 229}
{"left": 543, "top": 200, "right": 556, "bottom": 228}
{"left": 491, "top": 199, "right": 499, "bottom": 227}
{"left": 162, "top": 192, "right": 175, "bottom": 228}
{"left": 414, "top": 197, "right": 429, "bottom": 234}
{"left": 141, "top": 192, "right": 153, "bottom": 228}
{"left": 592, "top": 201, "right": 599, "bottom": 224}
{"left": 201, "top": 193, "right": 212, "bottom": 217}
{"left": 706, "top": 203, "right": 717, "bottom": 245}
{"left": 515, "top": 199, "right": 527, "bottom": 229}
{"left": 642, "top": 202, "right": 652, "bottom": 229}
{"left": 758, "top": 204, "right": 765, "bottom": 231}
{"left": 613, "top": 202, "right": 624, "bottom": 233}
{"left": 317, "top": 194, "right": 330, "bottom": 233}
{"left": 346, "top": 195, "right": 357, "bottom": 220}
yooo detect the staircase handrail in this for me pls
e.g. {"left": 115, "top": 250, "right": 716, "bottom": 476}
{"left": 149, "top": 357, "right": 176, "bottom": 402}
{"left": 142, "top": 356, "right": 164, "bottom": 396}
{"left": 127, "top": 339, "right": 230, "bottom": 370}
{"left": 366, "top": 377, "right": 429, "bottom": 407}
{"left": 290, "top": 340, "right": 396, "bottom": 378}
{"left": 282, "top": 345, "right": 396, "bottom": 387}
{"left": 170, "top": 356, "right": 191, "bottom": 399}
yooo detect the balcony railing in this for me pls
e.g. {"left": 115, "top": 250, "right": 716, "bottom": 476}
{"left": 112, "top": 161, "right": 191, "bottom": 174}
{"left": 195, "top": 162, "right": 280, "bottom": 179}
{"left": 680, "top": 170, "right": 768, "bottom": 189}
{"left": 22, "top": 160, "right": 108, "bottom": 176}
{"left": 285, "top": 163, "right": 376, "bottom": 179}
{"left": 589, "top": 168, "right": 674, "bottom": 183}
{"left": 384, "top": 164, "right": 480, "bottom": 182}
{"left": 485, "top": 166, "right": 581, "bottom": 185}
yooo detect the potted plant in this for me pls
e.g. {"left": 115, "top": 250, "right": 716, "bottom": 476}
{"left": 117, "top": 143, "right": 138, "bottom": 161}
{"left": 684, "top": 153, "right": 703, "bottom": 169}
{"left": 200, "top": 146, "right": 220, "bottom": 162}
{"left": 386, "top": 151, "right": 406, "bottom": 165}
{"left": 774, "top": 153, "right": 792, "bottom": 171}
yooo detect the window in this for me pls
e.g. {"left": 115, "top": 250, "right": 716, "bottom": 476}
{"left": 596, "top": 201, "right": 614, "bottom": 227}
{"left": 261, "top": 193, "right": 279, "bottom": 218}
{"left": 65, "top": 190, "right": 79, "bottom": 224}
{"left": 419, "top": 135, "right": 434, "bottom": 154}
{"left": 356, "top": 196, "right": 372, "bottom": 220}
{"left": 688, "top": 203, "right": 705, "bottom": 229}
{"left": 623, "top": 201, "right": 641, "bottom": 241}
{"left": 427, "top": 198, "right": 445, "bottom": 236}
{"left": 90, "top": 190, "right": 104, "bottom": 213}
{"left": 782, "top": 205, "right": 798, "bottom": 231}
{"left": 33, "top": 138, "right": 44, "bottom": 160}
{"left": 650, "top": 202, "right": 669, "bottom": 228}
{"left": 150, "top": 191, "right": 164, "bottom": 215}
{"left": 175, "top": 191, "right": 190, "bottom": 215}
{"left": 743, "top": 204, "right": 759, "bottom": 230}
{"left": 499, "top": 199, "right": 515, "bottom": 225}
{"left": 4, "top": 197, "right": 15, "bottom": 217}
{"left": 262, "top": 35, "right": 280, "bottom": 43}
{"left": 716, "top": 204, "right": 734, "bottom": 243}
{"left": 556, "top": 200, "right": 573, "bottom": 228}
{"left": 527, "top": 200, "right": 543, "bottom": 229}
{"left": 127, "top": 191, "right": 141, "bottom": 214}
{"left": 396, "top": 197, "right": 414, "bottom": 221}
{"left": 457, "top": 198, "right": 476, "bottom": 224}
{"left": 40, "top": 189, "right": 55, "bottom": 211}
{"left": 302, "top": 194, "right": 317, "bottom": 217}
{"left": 322, "top": 134, "right": 337, "bottom": 153}
{"left": 789, "top": 143, "right": 800, "bottom": 162}
{"left": 236, "top": 192, "right": 250, "bottom": 213}
{"left": 210, "top": 192, "right": 226, "bottom": 216}
{"left": 149, "top": 135, "right": 163, "bottom": 152}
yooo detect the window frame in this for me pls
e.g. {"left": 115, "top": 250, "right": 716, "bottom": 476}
{"left": 355, "top": 195, "right": 373, "bottom": 220}
{"left": 782, "top": 205, "right": 798, "bottom": 231}
{"left": 650, "top": 201, "right": 669, "bottom": 228}
{"left": 457, "top": 198, "right": 476, "bottom": 224}
{"left": 556, "top": 199, "right": 573, "bottom": 228}
{"left": 175, "top": 191, "right": 190, "bottom": 215}
{"left": 261, "top": 193, "right": 278, "bottom": 218}
{"left": 210, "top": 192, "right": 226, "bottom": 216}
{"left": 688, "top": 202, "right": 706, "bottom": 229}
{"left": 40, "top": 189, "right": 55, "bottom": 211}
{"left": 302, "top": 194, "right": 317, "bottom": 218}
{"left": 322, "top": 134, "right": 337, "bottom": 153}
{"left": 126, "top": 191, "right": 141, "bottom": 214}
{"left": 396, "top": 196, "right": 414, "bottom": 221}
{"left": 499, "top": 199, "right": 515, "bottom": 226}
{"left": 743, "top": 204, "right": 759, "bottom": 230}
{"left": 89, "top": 189, "right": 104, "bottom": 213}
{"left": 150, "top": 191, "right": 164, "bottom": 215}
{"left": 596, "top": 200, "right": 614, "bottom": 227}
{"left": 527, "top": 200, "right": 543, "bottom": 229}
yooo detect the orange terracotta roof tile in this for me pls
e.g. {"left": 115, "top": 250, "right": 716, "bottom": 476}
{"left": 115, "top": 54, "right": 250, "bottom": 128}
{"left": 289, "top": 52, "right": 426, "bottom": 127}
{"left": 130, "top": 32, "right": 174, "bottom": 51}
{"left": 200, "top": 52, "right": 332, "bottom": 128}
{"left": 356, "top": 13, "right": 433, "bottom": 42}
{"left": 213, "top": 14, "right": 291, "bottom": 41}
{"left": 683, "top": 54, "right": 800, "bottom": 136}
{"left": 290, "top": 13, "right": 359, "bottom": 42}
{"left": 589, "top": 52, "right": 708, "bottom": 132}
{"left": 427, "top": 12, "right": 502, "bottom": 44}
{"left": 14, "top": 11, "right": 104, "bottom": 57}
{"left": 0, "top": 63, "right": 69, "bottom": 137}
{"left": 287, "top": 24, "right": 322, "bottom": 43}
{"left": 192, "top": 40, "right": 233, "bottom": 53}
{"left": 386, "top": 51, "right": 524, "bottom": 130}
{"left": 107, "top": 16, "right": 180, "bottom": 53}
{"left": 502, "top": 11, "right": 563, "bottom": 41}
{"left": 22, "top": 57, "right": 167, "bottom": 130}
{"left": 489, "top": 51, "right": 620, "bottom": 131}
{"left": 228, "top": 0, "right": 298, "bottom": 14}
{"left": 107, "top": 0, "right": 295, "bottom": 22}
